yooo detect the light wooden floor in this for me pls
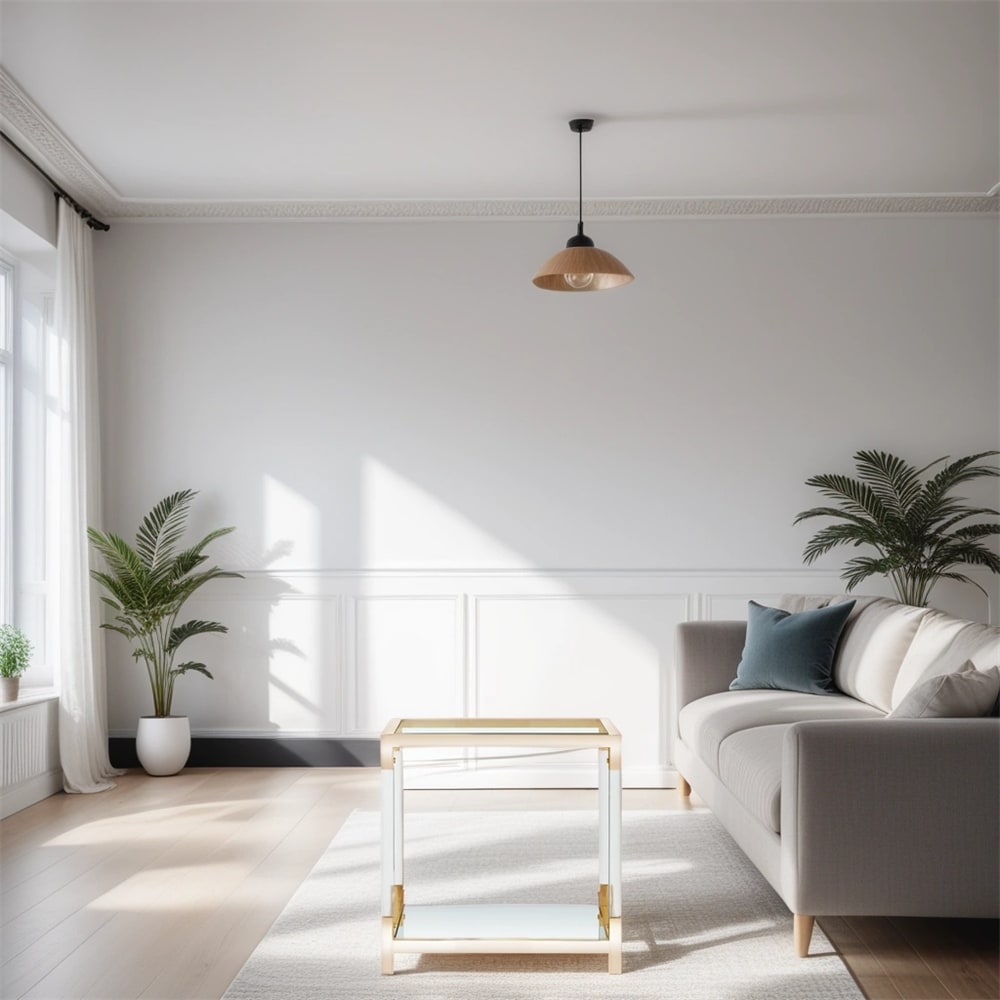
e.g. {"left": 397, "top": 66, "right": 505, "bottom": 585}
{"left": 1, "top": 768, "right": 996, "bottom": 999}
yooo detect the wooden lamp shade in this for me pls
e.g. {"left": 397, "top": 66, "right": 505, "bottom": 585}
{"left": 532, "top": 117, "right": 634, "bottom": 293}
{"left": 532, "top": 246, "right": 634, "bottom": 291}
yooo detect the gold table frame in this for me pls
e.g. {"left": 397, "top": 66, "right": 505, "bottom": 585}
{"left": 379, "top": 717, "right": 623, "bottom": 975}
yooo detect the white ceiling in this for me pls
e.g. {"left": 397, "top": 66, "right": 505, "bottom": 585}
{"left": 1, "top": 1, "right": 998, "bottom": 219}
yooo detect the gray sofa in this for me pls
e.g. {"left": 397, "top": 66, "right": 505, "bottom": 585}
{"left": 673, "top": 595, "right": 1000, "bottom": 956}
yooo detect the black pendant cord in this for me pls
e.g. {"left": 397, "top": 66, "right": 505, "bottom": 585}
{"left": 578, "top": 126, "right": 584, "bottom": 230}
{"left": 1, "top": 130, "right": 110, "bottom": 232}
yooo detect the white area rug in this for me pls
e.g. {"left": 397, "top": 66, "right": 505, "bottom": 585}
{"left": 223, "top": 809, "right": 864, "bottom": 1000}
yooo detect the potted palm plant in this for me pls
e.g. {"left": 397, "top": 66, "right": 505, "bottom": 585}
{"left": 88, "top": 490, "right": 242, "bottom": 775}
{"left": 795, "top": 449, "right": 1000, "bottom": 607}
{"left": 0, "top": 625, "right": 33, "bottom": 703}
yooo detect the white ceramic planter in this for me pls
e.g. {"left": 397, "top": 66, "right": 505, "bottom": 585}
{"left": 0, "top": 677, "right": 20, "bottom": 703}
{"left": 135, "top": 716, "right": 191, "bottom": 776}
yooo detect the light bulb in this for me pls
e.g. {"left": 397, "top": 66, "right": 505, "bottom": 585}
{"left": 565, "top": 272, "right": 594, "bottom": 290}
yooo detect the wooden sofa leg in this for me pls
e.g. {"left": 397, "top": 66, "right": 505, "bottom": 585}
{"left": 793, "top": 914, "right": 815, "bottom": 957}
{"left": 677, "top": 773, "right": 691, "bottom": 797}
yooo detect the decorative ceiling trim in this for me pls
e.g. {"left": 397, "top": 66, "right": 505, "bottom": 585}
{"left": 0, "top": 68, "right": 118, "bottom": 214}
{"left": 3, "top": 69, "right": 997, "bottom": 224}
{"left": 108, "top": 194, "right": 998, "bottom": 222}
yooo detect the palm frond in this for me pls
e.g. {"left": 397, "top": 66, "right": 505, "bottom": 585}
{"left": 167, "top": 619, "right": 228, "bottom": 653}
{"left": 841, "top": 555, "right": 895, "bottom": 592}
{"left": 87, "top": 534, "right": 150, "bottom": 605}
{"left": 134, "top": 490, "right": 196, "bottom": 572}
{"left": 180, "top": 526, "right": 236, "bottom": 561}
{"left": 853, "top": 450, "right": 923, "bottom": 516}
{"left": 802, "top": 523, "right": 883, "bottom": 564}
{"left": 928, "top": 542, "right": 1000, "bottom": 574}
{"left": 950, "top": 522, "right": 1000, "bottom": 541}
{"left": 793, "top": 506, "right": 876, "bottom": 528}
{"left": 915, "top": 452, "right": 1000, "bottom": 520}
{"left": 171, "top": 661, "right": 214, "bottom": 680}
{"left": 930, "top": 508, "right": 1000, "bottom": 536}
{"left": 802, "top": 473, "right": 886, "bottom": 521}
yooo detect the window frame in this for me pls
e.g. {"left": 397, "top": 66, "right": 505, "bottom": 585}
{"left": 0, "top": 254, "right": 14, "bottom": 625}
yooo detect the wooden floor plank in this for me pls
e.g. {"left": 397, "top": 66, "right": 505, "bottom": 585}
{"left": 844, "top": 916, "right": 955, "bottom": 1000}
{"left": 819, "top": 916, "right": 903, "bottom": 1000}
{"left": 3, "top": 770, "right": 999, "bottom": 1000}
{"left": 139, "top": 779, "right": 371, "bottom": 999}
{"left": 888, "top": 917, "right": 1000, "bottom": 1000}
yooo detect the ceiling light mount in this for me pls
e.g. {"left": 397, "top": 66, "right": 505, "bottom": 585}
{"left": 532, "top": 117, "right": 634, "bottom": 292}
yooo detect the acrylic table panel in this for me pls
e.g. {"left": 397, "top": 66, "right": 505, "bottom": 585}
{"left": 379, "top": 717, "right": 623, "bottom": 974}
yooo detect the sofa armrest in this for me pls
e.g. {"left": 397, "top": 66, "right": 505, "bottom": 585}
{"left": 673, "top": 620, "right": 746, "bottom": 711}
{"left": 781, "top": 718, "right": 1000, "bottom": 918}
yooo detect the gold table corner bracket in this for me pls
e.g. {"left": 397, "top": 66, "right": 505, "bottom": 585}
{"left": 598, "top": 883, "right": 610, "bottom": 933}
{"left": 391, "top": 884, "right": 404, "bottom": 935}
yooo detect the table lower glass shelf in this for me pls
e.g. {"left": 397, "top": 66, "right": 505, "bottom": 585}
{"left": 395, "top": 903, "right": 609, "bottom": 942}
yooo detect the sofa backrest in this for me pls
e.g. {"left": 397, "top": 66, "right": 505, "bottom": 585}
{"left": 832, "top": 598, "right": 928, "bottom": 712}
{"left": 775, "top": 594, "right": 922, "bottom": 712}
{"left": 890, "top": 610, "right": 1000, "bottom": 710}
{"left": 776, "top": 594, "right": 1000, "bottom": 713}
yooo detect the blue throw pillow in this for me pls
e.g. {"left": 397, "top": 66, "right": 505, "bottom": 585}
{"left": 729, "top": 600, "right": 856, "bottom": 695}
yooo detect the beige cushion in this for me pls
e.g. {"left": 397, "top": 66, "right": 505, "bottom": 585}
{"left": 888, "top": 661, "right": 1000, "bottom": 719}
{"left": 832, "top": 599, "right": 928, "bottom": 711}
{"left": 890, "top": 611, "right": 1000, "bottom": 709}
{"left": 717, "top": 724, "right": 787, "bottom": 833}
{"left": 677, "top": 689, "right": 882, "bottom": 774}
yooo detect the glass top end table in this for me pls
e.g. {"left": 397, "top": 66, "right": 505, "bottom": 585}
{"left": 380, "top": 717, "right": 623, "bottom": 975}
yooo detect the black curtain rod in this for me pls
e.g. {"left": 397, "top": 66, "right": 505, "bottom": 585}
{"left": 1, "top": 130, "right": 110, "bottom": 232}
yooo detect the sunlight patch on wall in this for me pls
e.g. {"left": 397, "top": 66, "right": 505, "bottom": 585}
{"left": 262, "top": 475, "right": 322, "bottom": 728}
{"left": 266, "top": 599, "right": 321, "bottom": 730}
{"left": 263, "top": 473, "right": 319, "bottom": 571}
{"left": 360, "top": 458, "right": 530, "bottom": 569}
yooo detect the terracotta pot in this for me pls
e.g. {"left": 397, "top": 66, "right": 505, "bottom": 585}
{"left": 135, "top": 716, "right": 191, "bottom": 776}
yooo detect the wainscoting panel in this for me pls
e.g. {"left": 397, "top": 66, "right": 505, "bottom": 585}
{"left": 348, "top": 595, "right": 465, "bottom": 734}
{"left": 105, "top": 568, "right": 996, "bottom": 787}
{"left": 470, "top": 593, "right": 689, "bottom": 786}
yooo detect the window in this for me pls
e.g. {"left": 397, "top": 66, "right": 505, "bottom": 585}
{"left": 0, "top": 246, "right": 56, "bottom": 688}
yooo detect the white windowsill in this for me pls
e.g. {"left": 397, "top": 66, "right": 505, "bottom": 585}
{"left": 0, "top": 688, "right": 58, "bottom": 713}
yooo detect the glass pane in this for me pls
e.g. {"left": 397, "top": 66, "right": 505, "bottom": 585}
{"left": 396, "top": 903, "right": 606, "bottom": 941}
{"left": 397, "top": 719, "right": 605, "bottom": 735}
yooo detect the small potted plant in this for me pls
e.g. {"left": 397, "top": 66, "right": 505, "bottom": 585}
{"left": 88, "top": 490, "right": 242, "bottom": 775}
{"left": 0, "top": 625, "right": 33, "bottom": 703}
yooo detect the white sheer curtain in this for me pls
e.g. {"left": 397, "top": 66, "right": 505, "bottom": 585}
{"left": 53, "top": 200, "right": 122, "bottom": 793}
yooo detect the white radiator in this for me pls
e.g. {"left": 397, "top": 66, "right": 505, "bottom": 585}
{"left": 0, "top": 696, "right": 61, "bottom": 818}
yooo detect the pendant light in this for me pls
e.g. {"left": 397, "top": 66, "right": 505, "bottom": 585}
{"left": 532, "top": 118, "right": 634, "bottom": 292}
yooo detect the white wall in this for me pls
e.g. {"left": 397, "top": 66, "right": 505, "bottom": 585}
{"left": 93, "top": 214, "right": 1000, "bottom": 781}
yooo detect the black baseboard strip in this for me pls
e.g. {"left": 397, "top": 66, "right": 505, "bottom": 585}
{"left": 108, "top": 736, "right": 379, "bottom": 769}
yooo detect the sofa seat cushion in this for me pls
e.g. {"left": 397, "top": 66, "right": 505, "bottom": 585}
{"left": 717, "top": 724, "right": 789, "bottom": 834}
{"left": 677, "top": 689, "right": 883, "bottom": 774}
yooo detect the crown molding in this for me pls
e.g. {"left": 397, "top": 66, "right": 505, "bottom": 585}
{"left": 3, "top": 68, "right": 997, "bottom": 223}
{"left": 107, "top": 194, "right": 998, "bottom": 222}
{"left": 0, "top": 67, "right": 119, "bottom": 215}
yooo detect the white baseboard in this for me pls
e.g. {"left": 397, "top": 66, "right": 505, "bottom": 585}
{"left": 0, "top": 768, "right": 63, "bottom": 819}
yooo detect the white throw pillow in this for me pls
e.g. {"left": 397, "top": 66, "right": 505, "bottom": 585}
{"left": 887, "top": 661, "right": 1000, "bottom": 719}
